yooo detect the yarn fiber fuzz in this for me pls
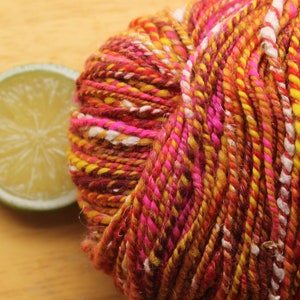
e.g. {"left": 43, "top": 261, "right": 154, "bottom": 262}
{"left": 68, "top": 0, "right": 300, "bottom": 299}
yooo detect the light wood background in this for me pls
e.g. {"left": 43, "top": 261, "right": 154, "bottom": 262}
{"left": 0, "top": 0, "right": 186, "bottom": 299}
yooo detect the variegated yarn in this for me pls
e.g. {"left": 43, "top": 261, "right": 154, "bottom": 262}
{"left": 68, "top": 0, "right": 300, "bottom": 299}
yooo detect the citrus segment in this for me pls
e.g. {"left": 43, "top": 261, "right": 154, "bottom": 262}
{"left": 0, "top": 64, "right": 79, "bottom": 210}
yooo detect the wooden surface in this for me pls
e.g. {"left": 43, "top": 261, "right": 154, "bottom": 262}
{"left": 0, "top": 0, "right": 186, "bottom": 299}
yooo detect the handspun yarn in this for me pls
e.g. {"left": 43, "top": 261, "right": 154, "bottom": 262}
{"left": 68, "top": 0, "right": 300, "bottom": 299}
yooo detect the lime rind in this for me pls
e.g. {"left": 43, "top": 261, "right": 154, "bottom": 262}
{"left": 0, "top": 187, "right": 77, "bottom": 211}
{"left": 0, "top": 63, "right": 79, "bottom": 82}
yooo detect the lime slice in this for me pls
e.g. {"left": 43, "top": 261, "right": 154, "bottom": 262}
{"left": 0, "top": 63, "right": 79, "bottom": 210}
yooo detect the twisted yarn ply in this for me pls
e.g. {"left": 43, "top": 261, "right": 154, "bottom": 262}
{"left": 68, "top": 0, "right": 300, "bottom": 299}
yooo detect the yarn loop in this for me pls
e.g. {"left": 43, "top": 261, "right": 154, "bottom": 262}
{"left": 68, "top": 0, "right": 300, "bottom": 299}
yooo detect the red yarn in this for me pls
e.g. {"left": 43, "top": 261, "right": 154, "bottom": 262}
{"left": 68, "top": 0, "right": 300, "bottom": 299}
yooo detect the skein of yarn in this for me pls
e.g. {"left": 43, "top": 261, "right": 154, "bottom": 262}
{"left": 68, "top": 0, "right": 300, "bottom": 299}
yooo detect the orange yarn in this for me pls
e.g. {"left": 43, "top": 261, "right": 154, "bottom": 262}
{"left": 68, "top": 0, "right": 300, "bottom": 299}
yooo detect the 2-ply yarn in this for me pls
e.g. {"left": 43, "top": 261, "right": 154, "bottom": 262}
{"left": 68, "top": 0, "right": 300, "bottom": 299}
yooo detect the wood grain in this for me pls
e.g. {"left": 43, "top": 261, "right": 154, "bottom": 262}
{"left": 0, "top": 0, "right": 186, "bottom": 299}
